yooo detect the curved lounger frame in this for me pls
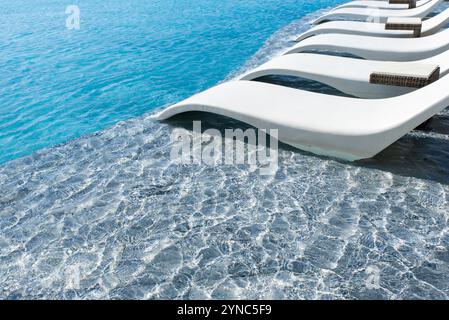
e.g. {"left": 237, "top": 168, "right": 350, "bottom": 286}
{"left": 156, "top": 78, "right": 449, "bottom": 161}
{"left": 335, "top": 0, "right": 430, "bottom": 10}
{"left": 313, "top": 0, "right": 443, "bottom": 24}
{"left": 239, "top": 53, "right": 448, "bottom": 98}
{"left": 286, "top": 28, "right": 449, "bottom": 61}
{"left": 297, "top": 7, "right": 449, "bottom": 41}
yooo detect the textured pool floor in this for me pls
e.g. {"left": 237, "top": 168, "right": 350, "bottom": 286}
{"left": 0, "top": 109, "right": 448, "bottom": 299}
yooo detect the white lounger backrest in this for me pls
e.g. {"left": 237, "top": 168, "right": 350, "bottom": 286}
{"left": 385, "top": 70, "right": 449, "bottom": 129}
{"left": 298, "top": 5, "right": 449, "bottom": 42}
{"left": 314, "top": 0, "right": 444, "bottom": 24}
{"left": 375, "top": 0, "right": 442, "bottom": 15}
{"left": 394, "top": 0, "right": 442, "bottom": 15}
{"left": 156, "top": 74, "right": 449, "bottom": 160}
{"left": 335, "top": 0, "right": 431, "bottom": 10}
{"left": 409, "top": 26, "right": 449, "bottom": 49}
{"left": 422, "top": 47, "right": 449, "bottom": 75}
{"left": 286, "top": 26, "right": 449, "bottom": 59}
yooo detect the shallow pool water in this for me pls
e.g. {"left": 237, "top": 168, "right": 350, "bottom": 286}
{"left": 1, "top": 107, "right": 448, "bottom": 299}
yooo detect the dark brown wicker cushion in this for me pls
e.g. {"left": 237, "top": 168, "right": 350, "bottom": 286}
{"left": 385, "top": 17, "right": 422, "bottom": 37}
{"left": 370, "top": 66, "right": 440, "bottom": 88}
{"left": 388, "top": 0, "right": 417, "bottom": 8}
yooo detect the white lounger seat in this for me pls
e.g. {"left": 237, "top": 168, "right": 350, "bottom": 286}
{"left": 335, "top": 0, "right": 429, "bottom": 10}
{"left": 297, "top": 7, "right": 449, "bottom": 41}
{"left": 239, "top": 52, "right": 445, "bottom": 98}
{"left": 156, "top": 77, "right": 449, "bottom": 161}
{"left": 286, "top": 28, "right": 449, "bottom": 61}
{"left": 313, "top": 0, "right": 444, "bottom": 24}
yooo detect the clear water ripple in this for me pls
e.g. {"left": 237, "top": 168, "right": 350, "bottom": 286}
{"left": 1, "top": 105, "right": 448, "bottom": 299}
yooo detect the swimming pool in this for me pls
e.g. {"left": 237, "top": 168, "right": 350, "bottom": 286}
{"left": 1, "top": 0, "right": 449, "bottom": 300}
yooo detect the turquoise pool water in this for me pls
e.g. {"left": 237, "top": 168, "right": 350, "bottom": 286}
{"left": 0, "top": 0, "right": 343, "bottom": 164}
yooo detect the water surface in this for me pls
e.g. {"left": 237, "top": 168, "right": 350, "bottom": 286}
{"left": 0, "top": 0, "right": 343, "bottom": 164}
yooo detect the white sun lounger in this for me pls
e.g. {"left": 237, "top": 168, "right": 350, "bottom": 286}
{"left": 297, "top": 6, "right": 449, "bottom": 41}
{"left": 313, "top": 0, "right": 444, "bottom": 24}
{"left": 286, "top": 28, "right": 449, "bottom": 60}
{"left": 156, "top": 77, "right": 449, "bottom": 161}
{"left": 239, "top": 52, "right": 445, "bottom": 98}
{"left": 335, "top": 0, "right": 430, "bottom": 10}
